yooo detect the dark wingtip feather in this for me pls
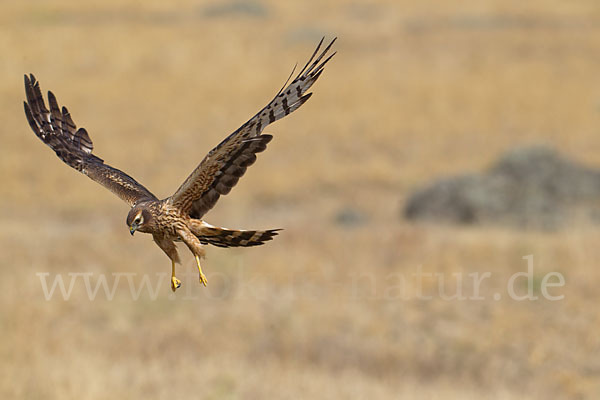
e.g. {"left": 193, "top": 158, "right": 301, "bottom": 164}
{"left": 322, "top": 37, "right": 337, "bottom": 55}
{"left": 276, "top": 62, "right": 298, "bottom": 97}
{"left": 296, "top": 36, "right": 325, "bottom": 78}
{"left": 47, "top": 91, "right": 57, "bottom": 104}
{"left": 23, "top": 101, "right": 41, "bottom": 135}
{"left": 316, "top": 51, "right": 336, "bottom": 73}
{"left": 24, "top": 73, "right": 37, "bottom": 87}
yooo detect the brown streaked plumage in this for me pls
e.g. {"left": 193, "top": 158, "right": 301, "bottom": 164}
{"left": 24, "top": 38, "right": 336, "bottom": 291}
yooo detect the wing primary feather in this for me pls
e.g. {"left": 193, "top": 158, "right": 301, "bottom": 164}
{"left": 24, "top": 101, "right": 42, "bottom": 137}
{"left": 48, "top": 91, "right": 62, "bottom": 133}
{"left": 275, "top": 62, "right": 297, "bottom": 97}
{"left": 62, "top": 107, "right": 78, "bottom": 137}
{"left": 295, "top": 36, "right": 325, "bottom": 79}
{"left": 313, "top": 51, "right": 337, "bottom": 77}
{"left": 301, "top": 38, "right": 337, "bottom": 79}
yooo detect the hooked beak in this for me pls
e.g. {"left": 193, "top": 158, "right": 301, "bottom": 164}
{"left": 130, "top": 224, "right": 137, "bottom": 236}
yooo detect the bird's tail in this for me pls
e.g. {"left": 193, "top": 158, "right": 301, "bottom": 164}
{"left": 190, "top": 221, "right": 281, "bottom": 248}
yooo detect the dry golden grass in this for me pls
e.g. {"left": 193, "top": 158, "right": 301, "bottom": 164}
{"left": 2, "top": 0, "right": 600, "bottom": 398}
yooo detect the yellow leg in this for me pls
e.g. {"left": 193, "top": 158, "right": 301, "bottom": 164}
{"left": 195, "top": 255, "right": 208, "bottom": 286}
{"left": 171, "top": 260, "right": 181, "bottom": 292}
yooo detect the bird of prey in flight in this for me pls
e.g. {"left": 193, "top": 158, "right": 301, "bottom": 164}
{"left": 24, "top": 37, "right": 336, "bottom": 291}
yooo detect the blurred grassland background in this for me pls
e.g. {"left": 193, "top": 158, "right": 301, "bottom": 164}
{"left": 2, "top": 0, "right": 600, "bottom": 398}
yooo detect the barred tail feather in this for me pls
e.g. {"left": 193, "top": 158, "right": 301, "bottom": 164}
{"left": 200, "top": 228, "right": 281, "bottom": 248}
{"left": 192, "top": 222, "right": 281, "bottom": 248}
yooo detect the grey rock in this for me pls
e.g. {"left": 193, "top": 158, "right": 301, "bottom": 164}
{"left": 404, "top": 146, "right": 600, "bottom": 229}
{"left": 201, "top": 1, "right": 268, "bottom": 18}
{"left": 334, "top": 207, "right": 368, "bottom": 227}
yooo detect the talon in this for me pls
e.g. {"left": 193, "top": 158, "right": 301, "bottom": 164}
{"left": 170, "top": 260, "right": 181, "bottom": 292}
{"left": 195, "top": 255, "right": 208, "bottom": 287}
{"left": 199, "top": 272, "right": 208, "bottom": 287}
{"left": 171, "top": 276, "right": 181, "bottom": 292}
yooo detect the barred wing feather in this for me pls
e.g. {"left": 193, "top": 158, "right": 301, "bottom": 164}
{"left": 24, "top": 74, "right": 158, "bottom": 207}
{"left": 171, "top": 38, "right": 336, "bottom": 218}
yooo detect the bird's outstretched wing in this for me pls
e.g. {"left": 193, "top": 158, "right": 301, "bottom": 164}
{"left": 24, "top": 74, "right": 158, "bottom": 207}
{"left": 170, "top": 37, "right": 336, "bottom": 218}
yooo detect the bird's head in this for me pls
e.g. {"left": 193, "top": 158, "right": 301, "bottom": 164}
{"left": 126, "top": 206, "right": 153, "bottom": 235}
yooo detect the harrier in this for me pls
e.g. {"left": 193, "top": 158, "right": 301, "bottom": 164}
{"left": 24, "top": 38, "right": 336, "bottom": 292}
